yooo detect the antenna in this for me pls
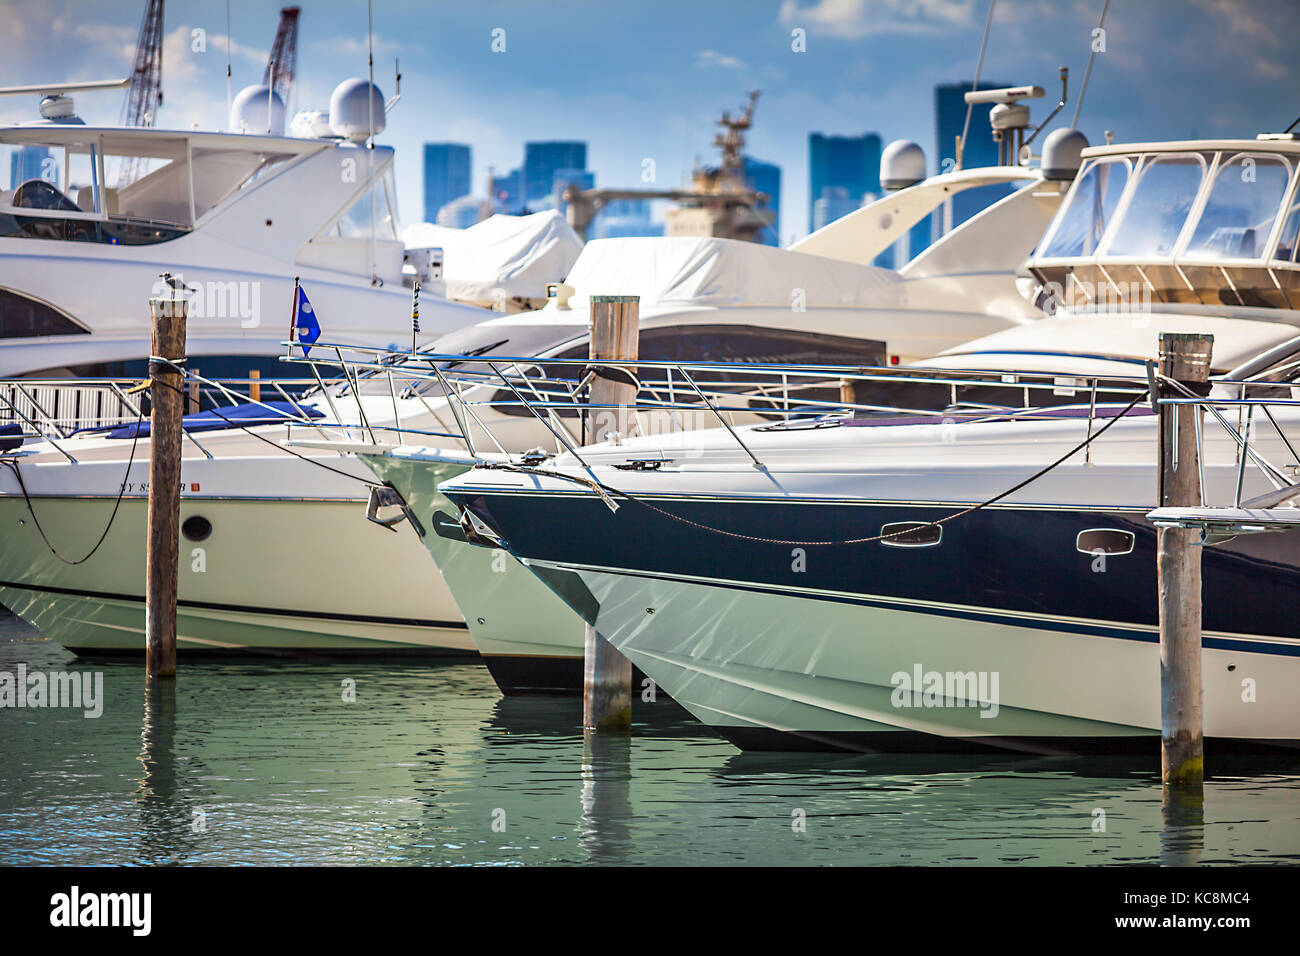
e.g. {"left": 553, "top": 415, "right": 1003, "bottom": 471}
{"left": 225, "top": 0, "right": 233, "bottom": 123}
{"left": 1019, "top": 67, "right": 1070, "bottom": 157}
{"left": 958, "top": 0, "right": 997, "bottom": 170}
{"left": 367, "top": 0, "right": 378, "bottom": 287}
{"left": 1072, "top": 0, "right": 1111, "bottom": 129}
{"left": 385, "top": 59, "right": 402, "bottom": 112}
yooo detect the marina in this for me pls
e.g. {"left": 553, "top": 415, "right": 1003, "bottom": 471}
{"left": 1, "top": 0, "right": 1298, "bottom": 924}
{"left": 5, "top": 612, "right": 1300, "bottom": 867}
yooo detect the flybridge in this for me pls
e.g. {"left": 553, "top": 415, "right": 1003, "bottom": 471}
{"left": 1029, "top": 139, "right": 1300, "bottom": 311}
{"left": 0, "top": 126, "right": 328, "bottom": 243}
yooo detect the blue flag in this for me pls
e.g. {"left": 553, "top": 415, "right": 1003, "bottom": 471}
{"left": 296, "top": 285, "right": 321, "bottom": 355}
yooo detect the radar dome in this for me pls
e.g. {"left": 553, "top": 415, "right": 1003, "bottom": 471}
{"left": 1041, "top": 128, "right": 1089, "bottom": 181}
{"left": 230, "top": 84, "right": 285, "bottom": 135}
{"left": 329, "top": 78, "right": 386, "bottom": 143}
{"left": 881, "top": 140, "right": 926, "bottom": 190}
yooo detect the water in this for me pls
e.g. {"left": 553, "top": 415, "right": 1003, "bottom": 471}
{"left": 2, "top": 612, "right": 1298, "bottom": 866}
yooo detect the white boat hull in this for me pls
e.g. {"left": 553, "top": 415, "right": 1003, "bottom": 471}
{"left": 571, "top": 565, "right": 1300, "bottom": 753}
{"left": 0, "top": 474, "right": 474, "bottom": 656}
{"left": 361, "top": 452, "right": 590, "bottom": 689}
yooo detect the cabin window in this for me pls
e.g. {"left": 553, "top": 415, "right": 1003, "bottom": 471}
{"left": 1184, "top": 154, "right": 1291, "bottom": 260}
{"left": 1105, "top": 155, "right": 1205, "bottom": 257}
{"left": 0, "top": 289, "right": 88, "bottom": 338}
{"left": 190, "top": 148, "right": 296, "bottom": 221}
{"left": 331, "top": 168, "right": 399, "bottom": 240}
{"left": 880, "top": 521, "right": 942, "bottom": 548}
{"left": 1273, "top": 191, "right": 1300, "bottom": 263}
{"left": 1075, "top": 528, "right": 1134, "bottom": 555}
{"left": 1038, "top": 159, "right": 1130, "bottom": 258}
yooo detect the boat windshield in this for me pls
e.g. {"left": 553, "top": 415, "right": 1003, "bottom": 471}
{"left": 1037, "top": 158, "right": 1130, "bottom": 257}
{"left": 1183, "top": 154, "right": 1291, "bottom": 260}
{"left": 1104, "top": 155, "right": 1205, "bottom": 257}
{"left": 0, "top": 134, "right": 296, "bottom": 244}
{"left": 1030, "top": 144, "right": 1300, "bottom": 309}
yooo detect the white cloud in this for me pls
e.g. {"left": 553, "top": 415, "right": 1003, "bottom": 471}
{"left": 309, "top": 34, "right": 420, "bottom": 60}
{"left": 695, "top": 49, "right": 749, "bottom": 71}
{"left": 779, "top": 0, "right": 977, "bottom": 38}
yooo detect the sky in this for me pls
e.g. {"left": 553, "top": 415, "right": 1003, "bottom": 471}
{"left": 2, "top": 0, "right": 1298, "bottom": 244}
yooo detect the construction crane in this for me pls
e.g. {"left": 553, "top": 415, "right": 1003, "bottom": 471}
{"left": 562, "top": 91, "right": 774, "bottom": 244}
{"left": 264, "top": 7, "right": 301, "bottom": 108}
{"left": 116, "top": 0, "right": 165, "bottom": 185}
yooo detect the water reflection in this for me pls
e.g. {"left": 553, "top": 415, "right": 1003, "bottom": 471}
{"left": 579, "top": 732, "right": 633, "bottom": 863}
{"left": 2, "top": 614, "right": 1299, "bottom": 867}
{"left": 1160, "top": 784, "right": 1205, "bottom": 866}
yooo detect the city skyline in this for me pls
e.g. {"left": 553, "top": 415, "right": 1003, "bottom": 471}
{"left": 2, "top": 1, "right": 1296, "bottom": 244}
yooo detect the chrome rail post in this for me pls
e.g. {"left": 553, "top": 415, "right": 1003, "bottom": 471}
{"left": 0, "top": 390, "right": 76, "bottom": 463}
{"left": 677, "top": 365, "right": 765, "bottom": 470}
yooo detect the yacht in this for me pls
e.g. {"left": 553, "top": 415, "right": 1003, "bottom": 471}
{"left": 0, "top": 143, "right": 1068, "bottom": 658}
{"left": 0, "top": 79, "right": 487, "bottom": 380}
{"left": 437, "top": 135, "right": 1300, "bottom": 749}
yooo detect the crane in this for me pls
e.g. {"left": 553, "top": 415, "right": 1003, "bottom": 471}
{"left": 116, "top": 0, "right": 165, "bottom": 186}
{"left": 264, "top": 7, "right": 301, "bottom": 109}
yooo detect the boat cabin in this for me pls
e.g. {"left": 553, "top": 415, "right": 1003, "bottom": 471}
{"left": 1028, "top": 137, "right": 1300, "bottom": 311}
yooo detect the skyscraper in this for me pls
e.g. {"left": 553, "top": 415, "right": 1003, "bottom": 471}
{"left": 743, "top": 156, "right": 781, "bottom": 246}
{"left": 934, "top": 82, "right": 1015, "bottom": 235}
{"left": 8, "top": 146, "right": 53, "bottom": 189}
{"left": 489, "top": 168, "right": 523, "bottom": 214}
{"left": 523, "top": 141, "right": 587, "bottom": 210}
{"left": 808, "top": 133, "right": 882, "bottom": 233}
{"left": 422, "top": 143, "right": 472, "bottom": 224}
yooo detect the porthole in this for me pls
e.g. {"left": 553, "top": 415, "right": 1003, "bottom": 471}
{"left": 880, "top": 521, "right": 942, "bottom": 548}
{"left": 1075, "top": 528, "right": 1134, "bottom": 555}
{"left": 182, "top": 515, "right": 212, "bottom": 542}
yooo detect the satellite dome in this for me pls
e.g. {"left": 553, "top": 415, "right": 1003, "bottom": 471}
{"left": 1041, "top": 128, "right": 1089, "bottom": 180}
{"left": 230, "top": 84, "right": 285, "bottom": 135}
{"left": 880, "top": 140, "right": 926, "bottom": 190}
{"left": 329, "top": 78, "right": 386, "bottom": 143}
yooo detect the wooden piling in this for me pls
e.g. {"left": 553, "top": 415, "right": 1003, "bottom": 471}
{"left": 1156, "top": 332, "right": 1213, "bottom": 785}
{"left": 145, "top": 295, "right": 187, "bottom": 679}
{"left": 187, "top": 368, "right": 200, "bottom": 414}
{"left": 248, "top": 368, "right": 261, "bottom": 403}
{"left": 583, "top": 295, "right": 639, "bottom": 732}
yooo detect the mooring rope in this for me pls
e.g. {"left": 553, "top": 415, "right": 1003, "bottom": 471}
{"left": 2, "top": 403, "right": 145, "bottom": 565}
{"left": 480, "top": 389, "right": 1149, "bottom": 547}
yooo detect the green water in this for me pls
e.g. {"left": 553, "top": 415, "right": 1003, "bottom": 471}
{"left": 2, "top": 612, "right": 1298, "bottom": 866}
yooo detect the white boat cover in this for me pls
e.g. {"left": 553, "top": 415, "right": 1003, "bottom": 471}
{"left": 403, "top": 210, "right": 584, "bottom": 305}
{"left": 559, "top": 236, "right": 901, "bottom": 310}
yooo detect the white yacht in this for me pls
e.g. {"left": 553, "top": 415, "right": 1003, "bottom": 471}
{"left": 437, "top": 135, "right": 1300, "bottom": 750}
{"left": 0, "top": 146, "right": 1066, "bottom": 658}
{"left": 0, "top": 79, "right": 487, "bottom": 379}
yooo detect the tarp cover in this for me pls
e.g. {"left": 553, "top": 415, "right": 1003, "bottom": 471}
{"left": 558, "top": 236, "right": 901, "bottom": 311}
{"left": 403, "top": 210, "right": 584, "bottom": 304}
{"left": 96, "top": 401, "right": 324, "bottom": 439}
